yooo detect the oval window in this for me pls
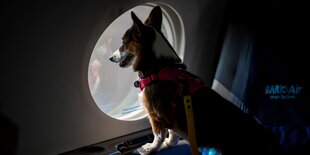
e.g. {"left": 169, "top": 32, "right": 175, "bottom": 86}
{"left": 88, "top": 3, "right": 185, "bottom": 121}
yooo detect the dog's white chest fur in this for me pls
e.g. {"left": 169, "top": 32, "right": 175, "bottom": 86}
{"left": 138, "top": 90, "right": 145, "bottom": 105}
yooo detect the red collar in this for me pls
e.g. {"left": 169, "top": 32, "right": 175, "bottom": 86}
{"left": 135, "top": 66, "right": 204, "bottom": 93}
{"left": 137, "top": 73, "right": 158, "bottom": 90}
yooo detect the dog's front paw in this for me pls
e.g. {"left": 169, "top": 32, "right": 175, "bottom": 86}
{"left": 137, "top": 143, "right": 160, "bottom": 155}
{"left": 141, "top": 142, "right": 161, "bottom": 153}
{"left": 162, "top": 136, "right": 179, "bottom": 148}
{"left": 162, "top": 129, "right": 179, "bottom": 148}
{"left": 136, "top": 144, "right": 156, "bottom": 155}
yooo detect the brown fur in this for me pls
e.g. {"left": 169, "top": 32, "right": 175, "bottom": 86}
{"left": 143, "top": 81, "right": 179, "bottom": 133}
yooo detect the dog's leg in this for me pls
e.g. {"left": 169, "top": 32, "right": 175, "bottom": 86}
{"left": 140, "top": 115, "right": 167, "bottom": 153}
{"left": 163, "top": 129, "right": 179, "bottom": 147}
{"left": 141, "top": 128, "right": 166, "bottom": 153}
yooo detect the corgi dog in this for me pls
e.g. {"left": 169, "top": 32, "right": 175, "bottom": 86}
{"left": 109, "top": 6, "right": 279, "bottom": 155}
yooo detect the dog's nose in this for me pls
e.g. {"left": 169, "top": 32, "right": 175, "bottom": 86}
{"left": 109, "top": 49, "right": 122, "bottom": 63}
{"left": 109, "top": 56, "right": 114, "bottom": 62}
{"left": 109, "top": 55, "right": 118, "bottom": 62}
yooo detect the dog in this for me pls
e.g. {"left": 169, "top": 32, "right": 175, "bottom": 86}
{"left": 109, "top": 6, "right": 279, "bottom": 155}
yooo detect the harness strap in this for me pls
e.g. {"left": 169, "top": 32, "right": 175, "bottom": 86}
{"left": 183, "top": 95, "right": 198, "bottom": 155}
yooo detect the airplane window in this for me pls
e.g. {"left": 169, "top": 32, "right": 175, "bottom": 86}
{"left": 88, "top": 3, "right": 185, "bottom": 121}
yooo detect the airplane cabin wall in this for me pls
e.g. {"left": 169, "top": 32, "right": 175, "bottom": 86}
{"left": 2, "top": 0, "right": 228, "bottom": 154}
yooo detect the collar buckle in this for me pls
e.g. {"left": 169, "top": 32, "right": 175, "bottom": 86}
{"left": 134, "top": 80, "right": 140, "bottom": 88}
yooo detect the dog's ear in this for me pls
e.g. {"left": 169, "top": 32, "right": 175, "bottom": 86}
{"left": 145, "top": 6, "right": 162, "bottom": 31}
{"left": 131, "top": 11, "right": 144, "bottom": 32}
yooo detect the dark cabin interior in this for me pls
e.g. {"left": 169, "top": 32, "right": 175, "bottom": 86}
{"left": 2, "top": 0, "right": 309, "bottom": 154}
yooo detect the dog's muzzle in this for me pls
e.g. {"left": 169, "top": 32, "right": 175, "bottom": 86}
{"left": 109, "top": 49, "right": 124, "bottom": 63}
{"left": 109, "top": 49, "right": 134, "bottom": 68}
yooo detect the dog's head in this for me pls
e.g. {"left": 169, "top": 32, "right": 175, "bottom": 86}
{"left": 109, "top": 6, "right": 181, "bottom": 72}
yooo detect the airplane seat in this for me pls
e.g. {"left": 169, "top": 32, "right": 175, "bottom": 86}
{"left": 243, "top": 24, "right": 310, "bottom": 154}
{"left": 212, "top": 13, "right": 310, "bottom": 154}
